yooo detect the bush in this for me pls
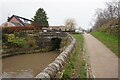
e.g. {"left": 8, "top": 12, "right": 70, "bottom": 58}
{"left": 14, "top": 31, "right": 27, "bottom": 38}
{"left": 3, "top": 33, "right": 38, "bottom": 48}
{"left": 27, "top": 39, "right": 36, "bottom": 47}
{"left": 2, "top": 26, "right": 34, "bottom": 33}
{"left": 25, "top": 36, "right": 36, "bottom": 48}
{"left": 7, "top": 34, "right": 15, "bottom": 42}
{"left": 3, "top": 34, "right": 15, "bottom": 43}
{"left": 10, "top": 38, "right": 27, "bottom": 48}
{"left": 3, "top": 34, "right": 27, "bottom": 48}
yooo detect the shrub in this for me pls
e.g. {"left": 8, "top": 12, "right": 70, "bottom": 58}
{"left": 27, "top": 39, "right": 36, "bottom": 47}
{"left": 15, "top": 31, "right": 27, "bottom": 37}
{"left": 24, "top": 36, "right": 36, "bottom": 48}
{"left": 7, "top": 34, "right": 15, "bottom": 42}
{"left": 3, "top": 34, "right": 27, "bottom": 48}
{"left": 2, "top": 26, "right": 34, "bottom": 33}
{"left": 3, "top": 34, "right": 15, "bottom": 43}
{"left": 10, "top": 38, "right": 27, "bottom": 48}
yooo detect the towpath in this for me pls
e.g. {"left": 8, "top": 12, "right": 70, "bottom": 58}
{"left": 84, "top": 34, "right": 119, "bottom": 78}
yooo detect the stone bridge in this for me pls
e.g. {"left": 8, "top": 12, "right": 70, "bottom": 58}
{"left": 2, "top": 32, "right": 70, "bottom": 58}
{"left": 2, "top": 32, "right": 76, "bottom": 78}
{"left": 35, "top": 32, "right": 69, "bottom": 51}
{"left": 35, "top": 32, "right": 76, "bottom": 78}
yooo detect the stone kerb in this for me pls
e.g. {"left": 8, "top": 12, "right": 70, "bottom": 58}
{"left": 35, "top": 33, "right": 76, "bottom": 78}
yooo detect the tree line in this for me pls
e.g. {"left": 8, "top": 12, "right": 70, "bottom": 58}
{"left": 92, "top": 0, "right": 120, "bottom": 31}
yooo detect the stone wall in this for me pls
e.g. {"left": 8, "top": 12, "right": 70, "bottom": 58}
{"left": 2, "top": 32, "right": 68, "bottom": 58}
{"left": 35, "top": 33, "right": 76, "bottom": 78}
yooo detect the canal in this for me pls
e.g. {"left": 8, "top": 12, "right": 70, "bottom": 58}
{"left": 2, "top": 51, "right": 59, "bottom": 78}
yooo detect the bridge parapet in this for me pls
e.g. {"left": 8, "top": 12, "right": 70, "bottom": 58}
{"left": 38, "top": 32, "right": 67, "bottom": 39}
{"left": 35, "top": 33, "right": 76, "bottom": 78}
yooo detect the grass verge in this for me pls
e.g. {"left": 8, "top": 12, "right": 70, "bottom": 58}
{"left": 63, "top": 34, "right": 86, "bottom": 79}
{"left": 91, "top": 31, "right": 119, "bottom": 58}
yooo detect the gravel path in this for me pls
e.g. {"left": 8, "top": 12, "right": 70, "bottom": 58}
{"left": 84, "top": 34, "right": 119, "bottom": 78}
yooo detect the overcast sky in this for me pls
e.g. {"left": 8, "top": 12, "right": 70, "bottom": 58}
{"left": 0, "top": 0, "right": 110, "bottom": 30}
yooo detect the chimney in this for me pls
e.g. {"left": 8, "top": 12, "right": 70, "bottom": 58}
{"left": 7, "top": 17, "right": 10, "bottom": 22}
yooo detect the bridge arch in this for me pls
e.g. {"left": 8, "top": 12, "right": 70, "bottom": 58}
{"left": 51, "top": 37, "right": 61, "bottom": 50}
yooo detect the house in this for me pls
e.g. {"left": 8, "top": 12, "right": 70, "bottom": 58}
{"left": 75, "top": 27, "right": 85, "bottom": 33}
{"left": 2, "top": 15, "right": 33, "bottom": 27}
{"left": 1, "top": 22, "right": 15, "bottom": 27}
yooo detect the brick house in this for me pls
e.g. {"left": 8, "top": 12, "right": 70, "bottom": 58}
{"left": 7, "top": 15, "right": 33, "bottom": 26}
{"left": 2, "top": 15, "right": 33, "bottom": 27}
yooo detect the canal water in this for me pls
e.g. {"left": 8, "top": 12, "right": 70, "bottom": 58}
{"left": 2, "top": 51, "right": 59, "bottom": 78}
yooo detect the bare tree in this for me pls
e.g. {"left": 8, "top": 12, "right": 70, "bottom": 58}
{"left": 64, "top": 18, "right": 77, "bottom": 31}
{"left": 105, "top": 0, "right": 120, "bottom": 19}
{"left": 92, "top": 0, "right": 120, "bottom": 31}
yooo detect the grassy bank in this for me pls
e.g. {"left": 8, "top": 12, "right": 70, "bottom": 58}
{"left": 91, "top": 31, "right": 119, "bottom": 58}
{"left": 63, "top": 34, "right": 86, "bottom": 78}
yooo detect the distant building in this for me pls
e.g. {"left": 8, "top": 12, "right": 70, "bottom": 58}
{"left": 75, "top": 27, "right": 84, "bottom": 33}
{"left": 2, "top": 15, "right": 33, "bottom": 27}
{"left": 48, "top": 26, "right": 65, "bottom": 31}
{"left": 41, "top": 26, "right": 65, "bottom": 32}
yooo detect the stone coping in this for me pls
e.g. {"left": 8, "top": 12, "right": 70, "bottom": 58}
{"left": 35, "top": 33, "right": 76, "bottom": 78}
